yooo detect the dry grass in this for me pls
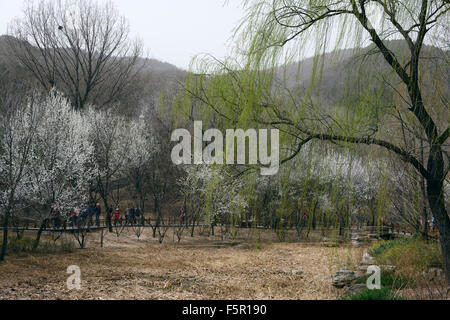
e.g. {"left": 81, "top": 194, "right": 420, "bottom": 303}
{"left": 0, "top": 228, "right": 365, "bottom": 300}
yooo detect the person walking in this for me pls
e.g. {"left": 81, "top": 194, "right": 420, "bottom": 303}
{"left": 114, "top": 207, "right": 121, "bottom": 226}
{"left": 135, "top": 208, "right": 144, "bottom": 225}
{"left": 52, "top": 204, "right": 61, "bottom": 229}
{"left": 81, "top": 208, "right": 88, "bottom": 226}
{"left": 125, "top": 207, "right": 130, "bottom": 225}
{"left": 180, "top": 207, "right": 186, "bottom": 225}
{"left": 106, "top": 207, "right": 113, "bottom": 232}
{"left": 130, "top": 207, "right": 136, "bottom": 224}
{"left": 71, "top": 208, "right": 79, "bottom": 228}
{"left": 95, "top": 203, "right": 101, "bottom": 226}
{"left": 87, "top": 204, "right": 95, "bottom": 226}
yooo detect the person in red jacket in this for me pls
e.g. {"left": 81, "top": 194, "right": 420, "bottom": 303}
{"left": 114, "top": 207, "right": 122, "bottom": 226}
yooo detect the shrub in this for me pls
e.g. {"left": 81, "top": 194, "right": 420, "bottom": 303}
{"left": 370, "top": 237, "right": 412, "bottom": 257}
{"left": 342, "top": 287, "right": 403, "bottom": 300}
{"left": 370, "top": 236, "right": 443, "bottom": 274}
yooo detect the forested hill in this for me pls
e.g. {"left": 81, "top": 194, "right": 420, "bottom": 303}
{"left": 0, "top": 34, "right": 448, "bottom": 116}
{"left": 276, "top": 40, "right": 449, "bottom": 107}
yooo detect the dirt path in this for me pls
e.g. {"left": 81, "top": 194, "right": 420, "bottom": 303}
{"left": 0, "top": 231, "right": 364, "bottom": 300}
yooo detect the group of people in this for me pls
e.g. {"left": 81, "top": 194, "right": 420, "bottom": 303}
{"left": 68, "top": 204, "right": 144, "bottom": 228}
{"left": 107, "top": 206, "right": 143, "bottom": 226}
{"left": 51, "top": 203, "right": 196, "bottom": 229}
{"left": 70, "top": 203, "right": 102, "bottom": 227}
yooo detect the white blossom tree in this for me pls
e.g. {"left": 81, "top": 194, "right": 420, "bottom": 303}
{"left": 0, "top": 95, "right": 40, "bottom": 260}
{"left": 86, "top": 106, "right": 131, "bottom": 232}
{"left": 27, "top": 91, "right": 95, "bottom": 249}
{"left": 179, "top": 165, "right": 248, "bottom": 237}
{"left": 122, "top": 115, "right": 157, "bottom": 213}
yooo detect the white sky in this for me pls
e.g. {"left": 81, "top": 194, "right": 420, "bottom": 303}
{"left": 0, "top": 0, "right": 246, "bottom": 70}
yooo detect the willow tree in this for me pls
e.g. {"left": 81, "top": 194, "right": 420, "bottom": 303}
{"left": 184, "top": 0, "right": 449, "bottom": 282}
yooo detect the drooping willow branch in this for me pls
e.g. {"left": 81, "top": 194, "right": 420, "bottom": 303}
{"left": 283, "top": 129, "right": 432, "bottom": 181}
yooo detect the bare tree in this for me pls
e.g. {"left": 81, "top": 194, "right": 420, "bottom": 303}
{"left": 148, "top": 124, "right": 181, "bottom": 238}
{"left": 6, "top": 0, "right": 143, "bottom": 110}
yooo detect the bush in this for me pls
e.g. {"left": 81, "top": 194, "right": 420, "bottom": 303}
{"left": 370, "top": 237, "right": 412, "bottom": 257}
{"left": 370, "top": 236, "right": 443, "bottom": 273}
{"left": 342, "top": 287, "right": 403, "bottom": 300}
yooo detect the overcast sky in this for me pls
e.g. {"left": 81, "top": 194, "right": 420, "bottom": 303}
{"left": 0, "top": 0, "right": 246, "bottom": 70}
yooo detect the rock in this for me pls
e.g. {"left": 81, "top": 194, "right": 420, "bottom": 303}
{"left": 355, "top": 265, "right": 368, "bottom": 276}
{"left": 380, "top": 265, "right": 396, "bottom": 272}
{"left": 333, "top": 268, "right": 360, "bottom": 288}
{"left": 350, "top": 234, "right": 360, "bottom": 240}
{"left": 344, "top": 283, "right": 366, "bottom": 295}
{"left": 361, "top": 235, "right": 378, "bottom": 242}
{"left": 352, "top": 240, "right": 362, "bottom": 247}
{"left": 292, "top": 269, "right": 303, "bottom": 276}
{"left": 361, "top": 252, "right": 376, "bottom": 265}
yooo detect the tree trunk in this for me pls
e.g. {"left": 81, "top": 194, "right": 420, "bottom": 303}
{"left": 103, "top": 199, "right": 112, "bottom": 233}
{"left": 0, "top": 211, "right": 10, "bottom": 261}
{"left": 190, "top": 217, "right": 196, "bottom": 237}
{"left": 33, "top": 220, "right": 47, "bottom": 251}
{"left": 426, "top": 145, "right": 450, "bottom": 284}
{"left": 427, "top": 180, "right": 450, "bottom": 284}
{"left": 152, "top": 197, "right": 160, "bottom": 238}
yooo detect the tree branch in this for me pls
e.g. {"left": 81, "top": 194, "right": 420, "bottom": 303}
{"left": 438, "top": 127, "right": 450, "bottom": 145}
{"left": 288, "top": 129, "right": 431, "bottom": 180}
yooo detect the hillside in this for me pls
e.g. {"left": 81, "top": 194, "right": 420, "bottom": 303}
{"left": 0, "top": 35, "right": 448, "bottom": 117}
{"left": 277, "top": 40, "right": 449, "bottom": 106}
{"left": 0, "top": 34, "right": 187, "bottom": 116}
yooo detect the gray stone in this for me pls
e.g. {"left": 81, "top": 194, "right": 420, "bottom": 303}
{"left": 355, "top": 265, "right": 368, "bottom": 276}
{"left": 292, "top": 269, "right": 303, "bottom": 276}
{"left": 350, "top": 234, "right": 361, "bottom": 240}
{"left": 380, "top": 265, "right": 396, "bottom": 272}
{"left": 361, "top": 252, "right": 376, "bottom": 265}
{"left": 352, "top": 240, "right": 362, "bottom": 247}
{"left": 333, "top": 268, "right": 360, "bottom": 288}
{"left": 344, "top": 284, "right": 367, "bottom": 295}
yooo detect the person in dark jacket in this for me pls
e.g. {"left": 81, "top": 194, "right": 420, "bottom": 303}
{"left": 52, "top": 204, "right": 61, "bottom": 229}
{"left": 95, "top": 203, "right": 101, "bottom": 226}
{"left": 106, "top": 207, "right": 113, "bottom": 232}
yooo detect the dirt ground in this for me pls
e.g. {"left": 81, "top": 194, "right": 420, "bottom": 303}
{"left": 0, "top": 228, "right": 365, "bottom": 300}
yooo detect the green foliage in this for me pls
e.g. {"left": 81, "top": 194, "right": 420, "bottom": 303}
{"left": 345, "top": 236, "right": 444, "bottom": 300}
{"left": 341, "top": 287, "right": 403, "bottom": 300}
{"left": 370, "top": 237, "right": 415, "bottom": 257}
{"left": 371, "top": 236, "right": 443, "bottom": 272}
